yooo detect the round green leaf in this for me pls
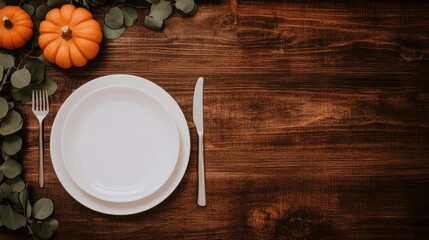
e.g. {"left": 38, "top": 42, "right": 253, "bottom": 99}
{"left": 11, "top": 68, "right": 31, "bottom": 89}
{"left": 175, "top": 0, "right": 197, "bottom": 15}
{"left": 25, "top": 60, "right": 45, "bottom": 83}
{"left": 36, "top": 5, "right": 49, "bottom": 20}
{"left": 5, "top": 176, "right": 25, "bottom": 192}
{"left": 1, "top": 159, "right": 22, "bottom": 178}
{"left": 105, "top": 7, "right": 124, "bottom": 29}
{"left": 0, "top": 169, "right": 3, "bottom": 182}
{"left": 7, "top": 192, "right": 20, "bottom": 206}
{"left": 10, "top": 79, "right": 57, "bottom": 102}
{"left": 43, "top": 217, "right": 59, "bottom": 233}
{"left": 31, "top": 222, "right": 54, "bottom": 240}
{"left": 22, "top": 4, "right": 35, "bottom": 16}
{"left": 121, "top": 6, "right": 138, "bottom": 27}
{"left": 0, "top": 183, "right": 12, "bottom": 201}
{"left": 32, "top": 198, "right": 54, "bottom": 220}
{"left": 0, "top": 110, "right": 23, "bottom": 135}
{"left": 103, "top": 24, "right": 126, "bottom": 40}
{"left": 0, "top": 205, "right": 26, "bottom": 230}
{"left": 0, "top": 53, "right": 15, "bottom": 69}
{"left": 8, "top": 101, "right": 14, "bottom": 109}
{"left": 2, "top": 134, "right": 23, "bottom": 155}
{"left": 19, "top": 189, "right": 30, "bottom": 214}
{"left": 25, "top": 0, "right": 37, "bottom": 8}
{"left": 0, "top": 97, "right": 8, "bottom": 118}
{"left": 144, "top": 16, "right": 163, "bottom": 31}
{"left": 149, "top": 0, "right": 173, "bottom": 21}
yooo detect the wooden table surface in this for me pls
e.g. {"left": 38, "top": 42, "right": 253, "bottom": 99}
{"left": 2, "top": 0, "right": 429, "bottom": 239}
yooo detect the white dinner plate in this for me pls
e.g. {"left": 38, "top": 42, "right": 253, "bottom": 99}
{"left": 50, "top": 74, "right": 190, "bottom": 215}
{"left": 60, "top": 85, "right": 180, "bottom": 202}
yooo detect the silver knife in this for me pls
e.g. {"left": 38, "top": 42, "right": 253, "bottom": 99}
{"left": 193, "top": 77, "right": 206, "bottom": 207}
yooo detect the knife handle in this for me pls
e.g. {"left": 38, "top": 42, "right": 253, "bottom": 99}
{"left": 197, "top": 133, "right": 206, "bottom": 207}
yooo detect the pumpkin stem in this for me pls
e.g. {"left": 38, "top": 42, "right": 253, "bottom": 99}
{"left": 61, "top": 26, "right": 73, "bottom": 41}
{"left": 2, "top": 16, "right": 13, "bottom": 29}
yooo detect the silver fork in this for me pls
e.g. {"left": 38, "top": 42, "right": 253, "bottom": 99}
{"left": 32, "top": 90, "right": 49, "bottom": 188}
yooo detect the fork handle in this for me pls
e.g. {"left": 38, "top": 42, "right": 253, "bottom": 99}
{"left": 39, "top": 123, "right": 44, "bottom": 188}
{"left": 197, "top": 133, "right": 206, "bottom": 207}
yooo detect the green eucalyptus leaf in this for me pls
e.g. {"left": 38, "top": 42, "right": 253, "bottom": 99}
{"left": 31, "top": 222, "right": 54, "bottom": 240}
{"left": 0, "top": 97, "right": 8, "bottom": 118}
{"left": 144, "top": 16, "right": 163, "bottom": 31}
{"left": 88, "top": 0, "right": 107, "bottom": 6}
{"left": 105, "top": 7, "right": 124, "bottom": 30}
{"left": 0, "top": 205, "right": 26, "bottom": 230}
{"left": 11, "top": 68, "right": 31, "bottom": 89}
{"left": 26, "top": 201, "right": 32, "bottom": 218}
{"left": 2, "top": 134, "right": 23, "bottom": 155}
{"left": 2, "top": 68, "right": 13, "bottom": 83}
{"left": 0, "top": 110, "right": 23, "bottom": 135}
{"left": 1, "top": 150, "right": 10, "bottom": 161}
{"left": 39, "top": 54, "right": 53, "bottom": 66}
{"left": 1, "top": 159, "right": 22, "bottom": 178}
{"left": 32, "top": 198, "right": 54, "bottom": 220}
{"left": 7, "top": 192, "right": 20, "bottom": 206}
{"left": 103, "top": 25, "right": 126, "bottom": 40}
{"left": 25, "top": 0, "right": 37, "bottom": 8}
{"left": 121, "top": 6, "right": 138, "bottom": 27}
{"left": 0, "top": 64, "right": 4, "bottom": 81}
{"left": 22, "top": 4, "right": 35, "bottom": 16}
{"left": 36, "top": 5, "right": 50, "bottom": 20}
{"left": 0, "top": 183, "right": 12, "bottom": 201}
{"left": 0, "top": 53, "right": 15, "bottom": 69}
{"left": 5, "top": 176, "right": 25, "bottom": 192}
{"left": 146, "top": 0, "right": 160, "bottom": 3}
{"left": 175, "top": 0, "right": 197, "bottom": 15}
{"left": 0, "top": 169, "right": 3, "bottom": 182}
{"left": 31, "top": 15, "right": 42, "bottom": 47}
{"left": 25, "top": 60, "right": 45, "bottom": 84}
{"left": 80, "top": 0, "right": 90, "bottom": 9}
{"left": 19, "top": 189, "right": 29, "bottom": 211}
{"left": 47, "top": 0, "right": 71, "bottom": 8}
{"left": 43, "top": 217, "right": 59, "bottom": 233}
{"left": 149, "top": 0, "right": 173, "bottom": 21}
{"left": 10, "top": 79, "right": 57, "bottom": 102}
{"left": 7, "top": 101, "right": 14, "bottom": 109}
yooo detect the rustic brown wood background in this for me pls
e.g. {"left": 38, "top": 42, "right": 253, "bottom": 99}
{"left": 2, "top": 0, "right": 429, "bottom": 239}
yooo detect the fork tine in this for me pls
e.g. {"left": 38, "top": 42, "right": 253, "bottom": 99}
{"left": 35, "top": 90, "right": 39, "bottom": 111}
{"left": 38, "top": 90, "right": 41, "bottom": 111}
{"left": 45, "top": 91, "right": 49, "bottom": 111}
{"left": 42, "top": 90, "right": 45, "bottom": 110}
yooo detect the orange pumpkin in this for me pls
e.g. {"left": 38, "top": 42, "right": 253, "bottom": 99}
{"left": 39, "top": 4, "right": 102, "bottom": 69}
{"left": 0, "top": 6, "right": 34, "bottom": 50}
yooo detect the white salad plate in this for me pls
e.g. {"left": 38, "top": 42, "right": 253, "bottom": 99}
{"left": 50, "top": 74, "right": 190, "bottom": 215}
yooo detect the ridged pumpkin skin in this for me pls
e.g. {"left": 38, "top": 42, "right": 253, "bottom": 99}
{"left": 39, "top": 4, "right": 102, "bottom": 69}
{"left": 0, "top": 6, "right": 34, "bottom": 50}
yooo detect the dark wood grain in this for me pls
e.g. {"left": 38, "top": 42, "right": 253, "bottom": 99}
{"left": 1, "top": 0, "right": 429, "bottom": 239}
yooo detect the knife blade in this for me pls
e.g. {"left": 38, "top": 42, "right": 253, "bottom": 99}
{"left": 193, "top": 77, "right": 206, "bottom": 207}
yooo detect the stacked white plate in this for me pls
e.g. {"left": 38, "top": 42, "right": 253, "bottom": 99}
{"left": 50, "top": 74, "right": 190, "bottom": 215}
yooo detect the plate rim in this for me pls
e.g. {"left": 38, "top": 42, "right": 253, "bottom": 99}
{"left": 50, "top": 74, "right": 190, "bottom": 215}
